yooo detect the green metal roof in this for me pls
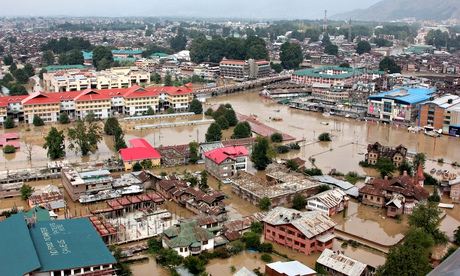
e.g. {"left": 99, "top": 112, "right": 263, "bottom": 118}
{"left": 112, "top": 49, "right": 143, "bottom": 55}
{"left": 0, "top": 214, "right": 41, "bottom": 276}
{"left": 293, "top": 66, "right": 383, "bottom": 79}
{"left": 150, "top": 52, "right": 170, "bottom": 58}
{"left": 45, "top": 65, "right": 86, "bottom": 72}
{"left": 24, "top": 206, "right": 51, "bottom": 222}
{"left": 29, "top": 218, "right": 116, "bottom": 272}
{"left": 164, "top": 221, "right": 214, "bottom": 248}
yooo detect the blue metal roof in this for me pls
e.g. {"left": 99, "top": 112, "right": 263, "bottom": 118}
{"left": 368, "top": 87, "right": 436, "bottom": 105}
{"left": 0, "top": 214, "right": 41, "bottom": 276}
{"left": 81, "top": 51, "right": 93, "bottom": 60}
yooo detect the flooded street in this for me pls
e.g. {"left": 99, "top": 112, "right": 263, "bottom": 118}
{"left": 129, "top": 256, "right": 169, "bottom": 276}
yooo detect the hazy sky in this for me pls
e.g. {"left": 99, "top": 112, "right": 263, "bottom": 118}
{"left": 1, "top": 0, "right": 381, "bottom": 19}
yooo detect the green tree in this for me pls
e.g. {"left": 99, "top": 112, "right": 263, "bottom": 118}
{"left": 189, "top": 98, "right": 203, "bottom": 115}
{"left": 305, "top": 168, "right": 323, "bottom": 177}
{"left": 408, "top": 202, "right": 447, "bottom": 244}
{"left": 224, "top": 108, "right": 238, "bottom": 127}
{"left": 398, "top": 161, "right": 413, "bottom": 176}
{"left": 261, "top": 254, "right": 272, "bottom": 262}
{"left": 141, "top": 159, "right": 153, "bottom": 169}
{"left": 292, "top": 194, "right": 306, "bottom": 210}
{"left": 184, "top": 256, "right": 207, "bottom": 275}
{"left": 23, "top": 64, "right": 35, "bottom": 77}
{"left": 413, "top": 153, "right": 426, "bottom": 169}
{"left": 132, "top": 162, "right": 143, "bottom": 172}
{"left": 242, "top": 231, "right": 261, "bottom": 249}
{"left": 356, "top": 40, "right": 372, "bottom": 55}
{"left": 2, "top": 73, "right": 13, "bottom": 84}
{"left": 146, "top": 106, "right": 155, "bottom": 115}
{"left": 151, "top": 73, "right": 161, "bottom": 84}
{"left": 376, "top": 157, "right": 396, "bottom": 178}
{"left": 92, "top": 46, "right": 113, "bottom": 70}
{"left": 428, "top": 188, "right": 441, "bottom": 203}
{"left": 20, "top": 184, "right": 34, "bottom": 200}
{"left": 4, "top": 117, "right": 15, "bottom": 129}
{"left": 232, "top": 122, "right": 252, "bottom": 139}
{"left": 205, "top": 122, "right": 222, "bottom": 142}
{"left": 58, "top": 49, "right": 84, "bottom": 65}
{"left": 251, "top": 137, "right": 271, "bottom": 170}
{"left": 104, "top": 117, "right": 122, "bottom": 135}
{"left": 270, "top": 62, "right": 283, "bottom": 73}
{"left": 164, "top": 73, "right": 173, "bottom": 86}
{"left": 155, "top": 248, "right": 183, "bottom": 267}
{"left": 270, "top": 133, "right": 283, "bottom": 143}
{"left": 216, "top": 116, "right": 229, "bottom": 130}
{"left": 286, "top": 159, "right": 299, "bottom": 171}
{"left": 42, "top": 50, "right": 55, "bottom": 66}
{"left": 67, "top": 119, "right": 102, "bottom": 156}
{"left": 3, "top": 145, "right": 16, "bottom": 154}
{"left": 3, "top": 55, "right": 13, "bottom": 65}
{"left": 280, "top": 42, "right": 303, "bottom": 69}
{"left": 39, "top": 69, "right": 47, "bottom": 80}
{"left": 189, "top": 142, "right": 199, "bottom": 164}
{"left": 258, "top": 196, "right": 271, "bottom": 211}
{"left": 324, "top": 44, "right": 338, "bottom": 56}
{"left": 199, "top": 170, "right": 208, "bottom": 191}
{"left": 250, "top": 221, "right": 263, "bottom": 234}
{"left": 374, "top": 38, "right": 393, "bottom": 47}
{"left": 318, "top": 132, "right": 331, "bottom": 142}
{"left": 114, "top": 127, "right": 127, "bottom": 152}
{"left": 59, "top": 112, "right": 70, "bottom": 124}
{"left": 13, "top": 69, "right": 30, "bottom": 84}
{"left": 339, "top": 62, "right": 350, "bottom": 68}
{"left": 170, "top": 30, "right": 187, "bottom": 52}
{"left": 32, "top": 115, "right": 45, "bottom": 126}
{"left": 43, "top": 127, "right": 66, "bottom": 160}
{"left": 9, "top": 62, "right": 17, "bottom": 72}
{"left": 379, "top": 57, "right": 401, "bottom": 74}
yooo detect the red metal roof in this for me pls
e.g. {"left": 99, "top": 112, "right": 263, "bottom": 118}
{"left": 119, "top": 138, "right": 161, "bottom": 162}
{"left": 204, "top": 146, "right": 248, "bottom": 165}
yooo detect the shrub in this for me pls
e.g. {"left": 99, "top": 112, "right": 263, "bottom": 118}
{"left": 3, "top": 145, "right": 16, "bottom": 154}
{"left": 259, "top": 243, "right": 273, "bottom": 253}
{"left": 261, "top": 254, "right": 273, "bottom": 262}
{"left": 4, "top": 117, "right": 14, "bottom": 129}
{"left": 318, "top": 132, "right": 331, "bottom": 142}
{"left": 437, "top": 158, "right": 444, "bottom": 163}
{"left": 33, "top": 115, "right": 45, "bottom": 126}
{"left": 304, "top": 168, "right": 323, "bottom": 176}
{"left": 270, "top": 132, "right": 283, "bottom": 143}
{"left": 288, "top": 143, "right": 300, "bottom": 150}
{"left": 276, "top": 145, "right": 290, "bottom": 154}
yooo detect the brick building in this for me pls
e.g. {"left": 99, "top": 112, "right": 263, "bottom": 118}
{"left": 204, "top": 146, "right": 248, "bottom": 180}
{"left": 364, "top": 142, "right": 407, "bottom": 167}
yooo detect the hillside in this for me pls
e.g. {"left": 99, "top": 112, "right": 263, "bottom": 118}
{"left": 333, "top": 0, "right": 460, "bottom": 21}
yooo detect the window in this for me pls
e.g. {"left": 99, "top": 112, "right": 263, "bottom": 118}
{"left": 203, "top": 240, "right": 208, "bottom": 245}
{"left": 279, "top": 234, "right": 285, "bottom": 240}
{"left": 383, "top": 102, "right": 392, "bottom": 113}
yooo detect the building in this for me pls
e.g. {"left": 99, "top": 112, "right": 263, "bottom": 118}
{"left": 61, "top": 169, "right": 113, "bottom": 201}
{"left": 0, "top": 85, "right": 193, "bottom": 124}
{"left": 316, "top": 249, "right": 369, "bottom": 276}
{"left": 219, "top": 58, "right": 270, "bottom": 80}
{"left": 265, "top": 261, "right": 317, "bottom": 276}
{"left": 111, "top": 49, "right": 143, "bottom": 61}
{"left": 364, "top": 142, "right": 407, "bottom": 167}
{"left": 28, "top": 185, "right": 65, "bottom": 215}
{"left": 162, "top": 220, "right": 215, "bottom": 257}
{"left": 306, "top": 189, "right": 349, "bottom": 216}
{"left": 427, "top": 247, "right": 460, "bottom": 276}
{"left": 367, "top": 86, "right": 436, "bottom": 122}
{"left": 43, "top": 67, "right": 150, "bottom": 92}
{"left": 263, "top": 207, "right": 336, "bottom": 256}
{"left": 204, "top": 146, "right": 249, "bottom": 180}
{"left": 0, "top": 182, "right": 23, "bottom": 199}
{"left": 359, "top": 169, "right": 428, "bottom": 217}
{"left": 292, "top": 66, "right": 382, "bottom": 86}
{"left": 0, "top": 214, "right": 116, "bottom": 276}
{"left": 419, "top": 94, "right": 460, "bottom": 134}
{"left": 119, "top": 138, "right": 161, "bottom": 170}
{"left": 311, "top": 175, "right": 359, "bottom": 198}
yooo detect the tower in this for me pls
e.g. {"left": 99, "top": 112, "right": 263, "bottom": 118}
{"left": 323, "top": 10, "right": 328, "bottom": 33}
{"left": 348, "top": 18, "right": 352, "bottom": 43}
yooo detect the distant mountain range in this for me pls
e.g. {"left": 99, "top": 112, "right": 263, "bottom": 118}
{"left": 333, "top": 0, "right": 460, "bottom": 21}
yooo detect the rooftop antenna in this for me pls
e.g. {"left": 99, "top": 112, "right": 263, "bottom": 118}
{"left": 323, "top": 10, "right": 328, "bottom": 34}
{"left": 348, "top": 18, "right": 352, "bottom": 43}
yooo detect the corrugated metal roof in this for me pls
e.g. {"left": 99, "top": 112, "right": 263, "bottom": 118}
{"left": 317, "top": 249, "right": 367, "bottom": 276}
{"left": 266, "top": 261, "right": 316, "bottom": 276}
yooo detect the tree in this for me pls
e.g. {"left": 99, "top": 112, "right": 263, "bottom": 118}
{"left": 398, "top": 161, "right": 413, "bottom": 176}
{"left": 428, "top": 188, "right": 441, "bottom": 203}
{"left": 114, "top": 127, "right": 127, "bottom": 152}
{"left": 251, "top": 137, "right": 271, "bottom": 170}
{"left": 141, "top": 159, "right": 153, "bottom": 169}
{"left": 170, "top": 31, "right": 187, "bottom": 52}
{"left": 224, "top": 108, "right": 238, "bottom": 127}
{"left": 42, "top": 50, "right": 55, "bottom": 66}
{"left": 32, "top": 115, "right": 45, "bottom": 126}
{"left": 43, "top": 127, "right": 66, "bottom": 160}
{"left": 356, "top": 40, "right": 371, "bottom": 55}
{"left": 261, "top": 254, "right": 272, "bottom": 263}
{"left": 286, "top": 159, "right": 299, "bottom": 171}
{"left": 292, "top": 194, "right": 306, "bottom": 210}
{"left": 454, "top": 226, "right": 460, "bottom": 245}
{"left": 58, "top": 49, "right": 84, "bottom": 65}
{"left": 232, "top": 122, "right": 252, "bottom": 139}
{"left": 199, "top": 170, "right": 208, "bottom": 191}
{"left": 9, "top": 62, "right": 17, "bottom": 72}
{"left": 164, "top": 74, "right": 173, "bottom": 86}
{"left": 205, "top": 123, "right": 222, "bottom": 142}
{"left": 318, "top": 132, "right": 331, "bottom": 142}
{"left": 20, "top": 184, "right": 34, "bottom": 200}
{"left": 216, "top": 116, "right": 229, "bottom": 130}
{"left": 3, "top": 145, "right": 16, "bottom": 154}
{"left": 146, "top": 106, "right": 155, "bottom": 115}
{"left": 258, "top": 197, "right": 271, "bottom": 211}
{"left": 242, "top": 231, "right": 261, "bottom": 249}
{"left": 67, "top": 119, "right": 102, "bottom": 156}
{"left": 270, "top": 133, "right": 283, "bottom": 143}
{"left": 59, "top": 112, "right": 70, "bottom": 124}
{"left": 379, "top": 57, "right": 401, "bottom": 74}
{"left": 13, "top": 69, "right": 30, "bottom": 84}
{"left": 324, "top": 44, "right": 338, "bottom": 56}
{"left": 151, "top": 73, "right": 161, "bottom": 84}
{"left": 2, "top": 73, "right": 13, "bottom": 84}
{"left": 24, "top": 64, "right": 35, "bottom": 78}
{"left": 374, "top": 38, "right": 393, "bottom": 47}
{"left": 189, "top": 98, "right": 203, "bottom": 115}
{"left": 250, "top": 221, "right": 263, "bottom": 234}
{"left": 4, "top": 117, "right": 15, "bottom": 129}
{"left": 339, "top": 62, "right": 350, "bottom": 68}
{"left": 3, "top": 55, "right": 13, "bottom": 65}
{"left": 92, "top": 46, "right": 113, "bottom": 70}
{"left": 132, "top": 162, "right": 143, "bottom": 172}
{"left": 39, "top": 69, "right": 47, "bottom": 80}
{"left": 280, "top": 42, "right": 303, "bottom": 69}
{"left": 376, "top": 157, "right": 396, "bottom": 178}
{"left": 189, "top": 142, "right": 199, "bottom": 164}
{"left": 104, "top": 117, "right": 122, "bottom": 135}
{"left": 155, "top": 248, "right": 183, "bottom": 267}
{"left": 409, "top": 202, "right": 447, "bottom": 244}
{"left": 184, "top": 256, "right": 207, "bottom": 275}
{"left": 413, "top": 153, "right": 426, "bottom": 169}
{"left": 270, "top": 62, "right": 283, "bottom": 73}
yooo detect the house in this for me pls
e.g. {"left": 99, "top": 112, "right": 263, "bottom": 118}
{"left": 359, "top": 169, "right": 428, "bottom": 217}
{"left": 119, "top": 138, "right": 161, "bottom": 171}
{"left": 316, "top": 249, "right": 369, "bottom": 276}
{"left": 204, "top": 146, "right": 249, "bottom": 180}
{"left": 364, "top": 142, "right": 407, "bottom": 167}
{"left": 162, "top": 220, "right": 215, "bottom": 257}
{"left": 265, "top": 261, "right": 317, "bottom": 276}
{"left": 28, "top": 185, "right": 66, "bottom": 215}
{"left": 262, "top": 207, "right": 336, "bottom": 256}
{"left": 306, "top": 189, "right": 349, "bottom": 216}
{"left": 0, "top": 182, "right": 24, "bottom": 199}
{"left": 0, "top": 215, "right": 116, "bottom": 276}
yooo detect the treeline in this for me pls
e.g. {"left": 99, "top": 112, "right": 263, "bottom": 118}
{"left": 40, "top": 37, "right": 93, "bottom": 54}
{"left": 1, "top": 55, "right": 34, "bottom": 95}
{"left": 52, "top": 22, "right": 145, "bottom": 32}
{"left": 426, "top": 29, "right": 460, "bottom": 50}
{"left": 190, "top": 35, "right": 269, "bottom": 63}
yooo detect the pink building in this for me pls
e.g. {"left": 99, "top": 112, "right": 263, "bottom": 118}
{"left": 262, "top": 207, "right": 336, "bottom": 256}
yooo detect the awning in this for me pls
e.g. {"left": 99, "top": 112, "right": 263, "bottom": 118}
{"left": 317, "top": 232, "right": 335, "bottom": 243}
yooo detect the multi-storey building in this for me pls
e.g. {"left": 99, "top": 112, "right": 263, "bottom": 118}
{"left": 61, "top": 169, "right": 113, "bottom": 201}
{"left": 43, "top": 67, "right": 150, "bottom": 92}
{"left": 263, "top": 207, "right": 336, "bottom": 256}
{"left": 219, "top": 59, "right": 270, "bottom": 80}
{"left": 365, "top": 142, "right": 407, "bottom": 167}
{"left": 292, "top": 66, "right": 383, "bottom": 86}
{"left": 204, "top": 146, "right": 249, "bottom": 180}
{"left": 419, "top": 94, "right": 460, "bottom": 134}
{"left": 306, "top": 188, "right": 349, "bottom": 216}
{"left": 0, "top": 85, "right": 193, "bottom": 124}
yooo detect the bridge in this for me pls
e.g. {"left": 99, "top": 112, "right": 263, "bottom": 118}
{"left": 194, "top": 75, "right": 291, "bottom": 97}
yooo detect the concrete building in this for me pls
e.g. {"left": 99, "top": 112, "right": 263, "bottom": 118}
{"left": 316, "top": 249, "right": 369, "bottom": 276}
{"left": 306, "top": 189, "right": 349, "bottom": 216}
{"left": 204, "top": 146, "right": 249, "bottom": 180}
{"left": 0, "top": 182, "right": 24, "bottom": 199}
{"left": 367, "top": 86, "right": 436, "bottom": 122}
{"left": 365, "top": 142, "right": 407, "bottom": 167}
{"left": 419, "top": 94, "right": 460, "bottom": 134}
{"left": 61, "top": 169, "right": 113, "bottom": 202}
{"left": 43, "top": 67, "right": 150, "bottom": 92}
{"left": 119, "top": 138, "right": 161, "bottom": 171}
{"left": 292, "top": 66, "right": 382, "bottom": 86}
{"left": 162, "top": 220, "right": 215, "bottom": 257}
{"left": 219, "top": 58, "right": 270, "bottom": 80}
{"left": 265, "top": 261, "right": 317, "bottom": 276}
{"left": 28, "top": 185, "right": 65, "bottom": 215}
{"left": 263, "top": 207, "right": 336, "bottom": 256}
{"left": 0, "top": 214, "right": 116, "bottom": 276}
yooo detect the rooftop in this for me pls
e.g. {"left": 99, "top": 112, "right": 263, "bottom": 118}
{"left": 266, "top": 261, "right": 316, "bottom": 276}
{"left": 294, "top": 66, "right": 383, "bottom": 79}
{"left": 368, "top": 86, "right": 436, "bottom": 105}
{"left": 317, "top": 249, "right": 367, "bottom": 276}
{"left": 119, "top": 138, "right": 161, "bottom": 162}
{"left": 307, "top": 188, "right": 347, "bottom": 209}
{"left": 204, "top": 146, "right": 248, "bottom": 165}
{"left": 163, "top": 220, "right": 214, "bottom": 248}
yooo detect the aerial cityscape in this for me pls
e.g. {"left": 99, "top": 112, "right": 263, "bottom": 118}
{"left": 1, "top": 0, "right": 460, "bottom": 275}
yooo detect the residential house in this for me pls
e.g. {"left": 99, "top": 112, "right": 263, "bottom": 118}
{"left": 119, "top": 138, "right": 161, "bottom": 171}
{"left": 316, "top": 249, "right": 369, "bottom": 276}
{"left": 162, "top": 220, "right": 215, "bottom": 257}
{"left": 265, "top": 261, "right": 317, "bottom": 276}
{"left": 263, "top": 207, "right": 336, "bottom": 256}
{"left": 365, "top": 142, "right": 407, "bottom": 167}
{"left": 306, "top": 189, "right": 349, "bottom": 216}
{"left": 204, "top": 146, "right": 249, "bottom": 180}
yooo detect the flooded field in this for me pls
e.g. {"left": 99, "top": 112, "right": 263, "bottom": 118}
{"left": 206, "top": 251, "right": 282, "bottom": 276}
{"left": 129, "top": 256, "right": 169, "bottom": 276}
